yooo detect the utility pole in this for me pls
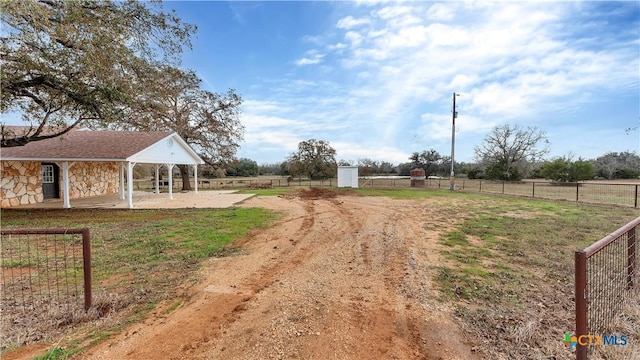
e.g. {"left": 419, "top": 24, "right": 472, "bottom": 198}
{"left": 450, "top": 92, "right": 459, "bottom": 191}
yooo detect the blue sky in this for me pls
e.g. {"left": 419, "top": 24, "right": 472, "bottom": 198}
{"left": 167, "top": 1, "right": 639, "bottom": 165}
{"left": 5, "top": 1, "right": 637, "bottom": 165}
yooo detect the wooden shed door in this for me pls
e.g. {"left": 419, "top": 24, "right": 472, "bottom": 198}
{"left": 42, "top": 163, "right": 60, "bottom": 199}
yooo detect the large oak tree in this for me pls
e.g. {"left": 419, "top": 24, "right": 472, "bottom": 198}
{"left": 116, "top": 67, "right": 244, "bottom": 190}
{"left": 1, "top": 0, "right": 195, "bottom": 146}
{"left": 288, "top": 139, "right": 337, "bottom": 179}
{"left": 475, "top": 124, "right": 549, "bottom": 181}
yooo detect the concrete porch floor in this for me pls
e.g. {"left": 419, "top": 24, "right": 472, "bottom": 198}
{"left": 8, "top": 190, "right": 256, "bottom": 209}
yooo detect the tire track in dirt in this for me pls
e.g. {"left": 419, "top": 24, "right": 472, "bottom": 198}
{"left": 82, "top": 195, "right": 364, "bottom": 360}
{"left": 80, "top": 197, "right": 312, "bottom": 360}
{"left": 203, "top": 196, "right": 371, "bottom": 359}
{"left": 81, "top": 194, "right": 478, "bottom": 360}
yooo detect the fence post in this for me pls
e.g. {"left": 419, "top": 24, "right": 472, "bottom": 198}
{"left": 629, "top": 226, "right": 637, "bottom": 290}
{"left": 502, "top": 181, "right": 505, "bottom": 194}
{"left": 462, "top": 180, "right": 465, "bottom": 190}
{"left": 576, "top": 183, "right": 579, "bottom": 202}
{"left": 82, "top": 228, "right": 92, "bottom": 311}
{"left": 532, "top": 182, "right": 535, "bottom": 198}
{"left": 479, "top": 180, "right": 482, "bottom": 192}
{"left": 575, "top": 249, "right": 588, "bottom": 360}
{"left": 635, "top": 185, "right": 638, "bottom": 208}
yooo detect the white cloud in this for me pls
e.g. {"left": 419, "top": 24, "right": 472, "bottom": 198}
{"left": 244, "top": 129, "right": 301, "bottom": 152}
{"left": 336, "top": 15, "right": 370, "bottom": 29}
{"left": 344, "top": 2, "right": 632, "bottom": 128}
{"left": 344, "top": 31, "right": 364, "bottom": 48}
{"left": 376, "top": 5, "right": 412, "bottom": 20}
{"left": 241, "top": 114, "right": 302, "bottom": 129}
{"left": 294, "top": 50, "right": 325, "bottom": 66}
{"left": 378, "top": 25, "right": 428, "bottom": 48}
{"left": 419, "top": 113, "right": 497, "bottom": 141}
{"left": 295, "top": 57, "right": 322, "bottom": 66}
{"left": 426, "top": 3, "right": 455, "bottom": 21}
{"left": 449, "top": 74, "right": 480, "bottom": 90}
{"left": 328, "top": 42, "right": 347, "bottom": 51}
{"left": 241, "top": 1, "right": 638, "bottom": 164}
{"left": 332, "top": 141, "right": 410, "bottom": 164}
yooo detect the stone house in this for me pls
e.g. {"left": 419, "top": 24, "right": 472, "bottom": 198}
{"left": 1, "top": 128, "right": 204, "bottom": 208}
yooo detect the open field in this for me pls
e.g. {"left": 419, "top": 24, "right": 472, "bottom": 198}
{"left": 1, "top": 188, "right": 639, "bottom": 359}
{"left": 133, "top": 176, "right": 640, "bottom": 208}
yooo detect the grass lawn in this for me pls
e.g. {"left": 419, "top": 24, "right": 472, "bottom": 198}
{"left": 428, "top": 194, "right": 639, "bottom": 359}
{"left": 2, "top": 187, "right": 638, "bottom": 359}
{"left": 1, "top": 206, "right": 279, "bottom": 357}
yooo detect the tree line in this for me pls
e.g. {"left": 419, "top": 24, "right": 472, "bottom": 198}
{"left": 223, "top": 125, "right": 638, "bottom": 182}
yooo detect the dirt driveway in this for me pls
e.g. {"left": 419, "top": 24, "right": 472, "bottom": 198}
{"left": 75, "top": 190, "right": 477, "bottom": 359}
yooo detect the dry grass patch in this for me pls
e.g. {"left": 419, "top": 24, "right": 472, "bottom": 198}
{"left": 433, "top": 196, "right": 639, "bottom": 359}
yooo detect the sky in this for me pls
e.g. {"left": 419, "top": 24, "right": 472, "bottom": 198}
{"left": 164, "top": 0, "right": 640, "bottom": 166}
{"left": 6, "top": 1, "right": 639, "bottom": 166}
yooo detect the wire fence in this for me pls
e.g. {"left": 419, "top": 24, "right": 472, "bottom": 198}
{"left": 574, "top": 217, "right": 639, "bottom": 359}
{"left": 455, "top": 180, "right": 639, "bottom": 208}
{"left": 0, "top": 228, "right": 92, "bottom": 316}
{"left": 132, "top": 177, "right": 639, "bottom": 208}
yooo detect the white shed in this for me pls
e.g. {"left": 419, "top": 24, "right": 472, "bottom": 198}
{"left": 337, "top": 166, "right": 359, "bottom": 188}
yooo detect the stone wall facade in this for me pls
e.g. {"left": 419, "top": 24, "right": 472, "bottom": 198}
{"left": 1, "top": 161, "right": 120, "bottom": 208}
{"left": 65, "top": 162, "right": 119, "bottom": 199}
{"left": 0, "top": 161, "right": 43, "bottom": 207}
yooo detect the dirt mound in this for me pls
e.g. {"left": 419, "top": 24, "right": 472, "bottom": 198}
{"left": 291, "top": 187, "right": 358, "bottom": 199}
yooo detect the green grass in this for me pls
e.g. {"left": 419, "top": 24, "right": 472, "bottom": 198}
{"left": 437, "top": 199, "right": 638, "bottom": 302}
{"left": 440, "top": 230, "right": 469, "bottom": 246}
{"left": 431, "top": 194, "right": 639, "bottom": 358}
{"left": 232, "top": 186, "right": 451, "bottom": 199}
{"left": 33, "top": 346, "right": 77, "bottom": 360}
{"left": 3, "top": 188, "right": 637, "bottom": 359}
{"left": 1, "top": 206, "right": 279, "bottom": 355}
{"left": 235, "top": 188, "right": 292, "bottom": 196}
{"left": 354, "top": 188, "right": 455, "bottom": 199}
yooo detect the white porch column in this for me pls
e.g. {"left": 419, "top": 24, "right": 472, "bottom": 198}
{"left": 127, "top": 162, "right": 135, "bottom": 208}
{"left": 167, "top": 163, "right": 175, "bottom": 200}
{"left": 119, "top": 163, "right": 125, "bottom": 199}
{"left": 154, "top": 164, "right": 160, "bottom": 195}
{"left": 194, "top": 164, "right": 198, "bottom": 193}
{"left": 62, "top": 161, "right": 71, "bottom": 209}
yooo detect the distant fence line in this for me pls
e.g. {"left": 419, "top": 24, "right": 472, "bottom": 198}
{"left": 0, "top": 228, "right": 92, "bottom": 314}
{"left": 133, "top": 177, "right": 639, "bottom": 208}
{"left": 455, "top": 179, "right": 639, "bottom": 208}
{"left": 574, "top": 216, "right": 639, "bottom": 360}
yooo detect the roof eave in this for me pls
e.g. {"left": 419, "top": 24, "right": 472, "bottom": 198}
{"left": 1, "top": 157, "right": 126, "bottom": 162}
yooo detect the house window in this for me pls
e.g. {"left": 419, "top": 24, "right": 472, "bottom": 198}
{"left": 42, "top": 164, "right": 55, "bottom": 183}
